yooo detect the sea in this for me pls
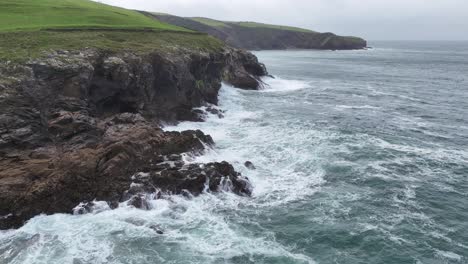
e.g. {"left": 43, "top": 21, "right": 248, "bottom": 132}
{"left": 1, "top": 41, "right": 467, "bottom": 264}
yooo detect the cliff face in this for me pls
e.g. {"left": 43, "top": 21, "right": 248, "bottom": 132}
{"left": 143, "top": 13, "right": 367, "bottom": 50}
{"left": 0, "top": 47, "right": 266, "bottom": 229}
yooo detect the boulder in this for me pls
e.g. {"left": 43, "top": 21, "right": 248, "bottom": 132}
{"left": 244, "top": 161, "right": 256, "bottom": 170}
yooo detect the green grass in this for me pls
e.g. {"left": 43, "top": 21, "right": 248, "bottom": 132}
{"left": 233, "top": 22, "right": 315, "bottom": 33}
{"left": 0, "top": 0, "right": 226, "bottom": 62}
{"left": 0, "top": 30, "right": 224, "bottom": 62}
{"left": 188, "top": 16, "right": 315, "bottom": 33}
{"left": 0, "top": 0, "right": 187, "bottom": 32}
{"left": 190, "top": 17, "right": 230, "bottom": 28}
{"left": 150, "top": 12, "right": 171, "bottom": 16}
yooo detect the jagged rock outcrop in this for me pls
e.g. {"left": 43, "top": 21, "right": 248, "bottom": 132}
{"left": 0, "top": 47, "right": 266, "bottom": 229}
{"left": 0, "top": 48, "right": 266, "bottom": 150}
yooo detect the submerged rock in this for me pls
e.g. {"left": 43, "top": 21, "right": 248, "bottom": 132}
{"left": 244, "top": 161, "right": 256, "bottom": 170}
{"left": 73, "top": 201, "right": 111, "bottom": 215}
{"left": 73, "top": 201, "right": 95, "bottom": 215}
{"left": 127, "top": 195, "right": 151, "bottom": 210}
{"left": 149, "top": 225, "right": 164, "bottom": 234}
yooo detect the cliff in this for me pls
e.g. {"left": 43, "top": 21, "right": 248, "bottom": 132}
{"left": 0, "top": 45, "right": 266, "bottom": 229}
{"left": 142, "top": 13, "right": 367, "bottom": 50}
{"left": 0, "top": 0, "right": 268, "bottom": 229}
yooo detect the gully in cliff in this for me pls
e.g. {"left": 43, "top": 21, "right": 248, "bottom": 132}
{"left": 0, "top": 47, "right": 267, "bottom": 230}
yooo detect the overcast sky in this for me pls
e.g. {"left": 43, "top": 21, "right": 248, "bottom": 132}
{"left": 99, "top": 0, "right": 468, "bottom": 41}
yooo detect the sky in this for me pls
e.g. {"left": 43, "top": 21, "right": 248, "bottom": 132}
{"left": 98, "top": 0, "right": 468, "bottom": 41}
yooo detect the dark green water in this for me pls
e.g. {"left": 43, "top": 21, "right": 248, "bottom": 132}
{"left": 1, "top": 42, "right": 467, "bottom": 263}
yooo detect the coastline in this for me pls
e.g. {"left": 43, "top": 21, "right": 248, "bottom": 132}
{"left": 0, "top": 46, "right": 267, "bottom": 230}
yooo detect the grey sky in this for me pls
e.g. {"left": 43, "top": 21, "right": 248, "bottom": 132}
{"left": 99, "top": 0, "right": 468, "bottom": 40}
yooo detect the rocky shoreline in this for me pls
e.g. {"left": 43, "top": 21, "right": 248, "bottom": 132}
{"left": 0, "top": 47, "right": 267, "bottom": 229}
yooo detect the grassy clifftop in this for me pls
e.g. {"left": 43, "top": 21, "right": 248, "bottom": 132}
{"left": 0, "top": 0, "right": 224, "bottom": 61}
{"left": 148, "top": 13, "right": 367, "bottom": 50}
{"left": 191, "top": 18, "right": 316, "bottom": 34}
{"left": 0, "top": 0, "right": 185, "bottom": 32}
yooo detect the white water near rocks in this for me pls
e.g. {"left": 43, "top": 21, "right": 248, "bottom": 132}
{"left": 1, "top": 42, "right": 468, "bottom": 264}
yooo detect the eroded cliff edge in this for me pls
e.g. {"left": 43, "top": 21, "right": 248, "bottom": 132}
{"left": 0, "top": 47, "right": 267, "bottom": 229}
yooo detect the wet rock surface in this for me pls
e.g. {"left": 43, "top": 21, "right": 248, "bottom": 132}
{"left": 122, "top": 159, "right": 252, "bottom": 211}
{"left": 244, "top": 161, "right": 256, "bottom": 170}
{"left": 0, "top": 117, "right": 218, "bottom": 229}
{"left": 0, "top": 47, "right": 264, "bottom": 229}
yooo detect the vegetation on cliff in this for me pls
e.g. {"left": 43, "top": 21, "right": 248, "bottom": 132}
{"left": 0, "top": 0, "right": 185, "bottom": 32}
{"left": 0, "top": 0, "right": 223, "bottom": 62}
{"left": 0, "top": 31, "right": 224, "bottom": 62}
{"left": 193, "top": 18, "right": 316, "bottom": 33}
{"left": 144, "top": 13, "right": 367, "bottom": 50}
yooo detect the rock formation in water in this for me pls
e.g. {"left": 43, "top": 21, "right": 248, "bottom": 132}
{"left": 0, "top": 47, "right": 267, "bottom": 229}
{"left": 142, "top": 12, "right": 367, "bottom": 50}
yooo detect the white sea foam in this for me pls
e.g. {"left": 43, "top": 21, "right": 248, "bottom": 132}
{"left": 0, "top": 83, "right": 321, "bottom": 264}
{"left": 166, "top": 83, "right": 327, "bottom": 205}
{"left": 3, "top": 47, "right": 467, "bottom": 263}
{"left": 335, "top": 104, "right": 381, "bottom": 110}
{"left": 435, "top": 250, "right": 462, "bottom": 261}
{"left": 260, "top": 76, "right": 310, "bottom": 93}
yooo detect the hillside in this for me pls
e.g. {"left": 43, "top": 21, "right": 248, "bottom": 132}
{"left": 0, "top": 0, "right": 185, "bottom": 32}
{"left": 0, "top": 0, "right": 226, "bottom": 61}
{"left": 142, "top": 12, "right": 367, "bottom": 50}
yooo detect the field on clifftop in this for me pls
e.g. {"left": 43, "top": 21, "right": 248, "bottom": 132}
{"left": 0, "top": 0, "right": 185, "bottom": 32}
{"left": 190, "top": 17, "right": 316, "bottom": 33}
{"left": 0, "top": 0, "right": 223, "bottom": 61}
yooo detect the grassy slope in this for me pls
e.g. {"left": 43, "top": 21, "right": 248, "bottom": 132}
{"left": 190, "top": 17, "right": 229, "bottom": 28}
{"left": 0, "top": 0, "right": 185, "bottom": 32}
{"left": 0, "top": 0, "right": 223, "bottom": 61}
{"left": 0, "top": 31, "right": 224, "bottom": 61}
{"left": 150, "top": 13, "right": 366, "bottom": 50}
{"left": 233, "top": 22, "right": 315, "bottom": 33}
{"left": 189, "top": 17, "right": 315, "bottom": 33}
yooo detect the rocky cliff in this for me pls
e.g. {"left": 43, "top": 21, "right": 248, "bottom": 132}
{"left": 143, "top": 13, "right": 367, "bottom": 50}
{"left": 0, "top": 47, "right": 267, "bottom": 229}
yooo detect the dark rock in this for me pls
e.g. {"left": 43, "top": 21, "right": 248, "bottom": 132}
{"left": 154, "top": 155, "right": 166, "bottom": 163}
{"left": 188, "top": 109, "right": 207, "bottom": 122}
{"left": 205, "top": 106, "right": 225, "bottom": 118}
{"left": 127, "top": 183, "right": 149, "bottom": 195}
{"left": 0, "top": 46, "right": 264, "bottom": 229}
{"left": 149, "top": 225, "right": 164, "bottom": 234}
{"left": 244, "top": 161, "right": 256, "bottom": 170}
{"left": 73, "top": 201, "right": 95, "bottom": 215}
{"left": 224, "top": 49, "right": 268, "bottom": 90}
{"left": 107, "top": 201, "right": 119, "bottom": 210}
{"left": 150, "top": 161, "right": 252, "bottom": 196}
{"left": 127, "top": 195, "right": 150, "bottom": 210}
{"left": 229, "top": 72, "right": 260, "bottom": 90}
{"left": 168, "top": 154, "right": 182, "bottom": 161}
{"left": 173, "top": 161, "right": 185, "bottom": 168}
{"left": 0, "top": 116, "right": 225, "bottom": 229}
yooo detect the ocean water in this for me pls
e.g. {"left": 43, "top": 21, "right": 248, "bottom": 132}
{"left": 1, "top": 41, "right": 468, "bottom": 264}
